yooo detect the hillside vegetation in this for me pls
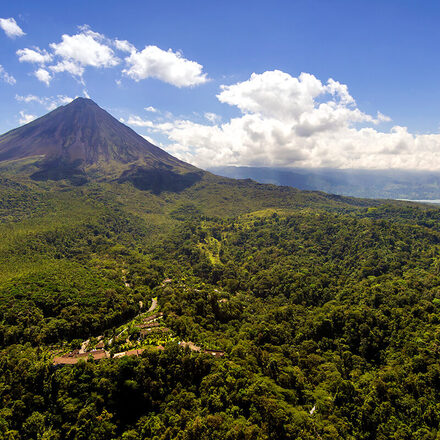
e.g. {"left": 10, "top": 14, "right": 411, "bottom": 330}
{"left": 0, "top": 170, "right": 439, "bottom": 439}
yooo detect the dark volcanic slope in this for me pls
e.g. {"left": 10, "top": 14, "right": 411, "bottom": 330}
{"left": 0, "top": 98, "right": 188, "bottom": 169}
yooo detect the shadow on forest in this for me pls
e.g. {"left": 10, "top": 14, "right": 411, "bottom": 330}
{"left": 118, "top": 166, "right": 203, "bottom": 194}
{"left": 30, "top": 158, "right": 88, "bottom": 186}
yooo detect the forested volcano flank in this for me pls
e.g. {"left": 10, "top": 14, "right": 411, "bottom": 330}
{"left": 0, "top": 98, "right": 201, "bottom": 190}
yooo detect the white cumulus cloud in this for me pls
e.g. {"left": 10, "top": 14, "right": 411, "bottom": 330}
{"left": 125, "top": 70, "right": 440, "bottom": 171}
{"left": 123, "top": 45, "right": 208, "bottom": 87}
{"left": 124, "top": 115, "right": 155, "bottom": 127}
{"left": 34, "top": 68, "right": 52, "bottom": 86}
{"left": 18, "top": 111, "right": 36, "bottom": 125}
{"left": 17, "top": 47, "right": 53, "bottom": 64}
{"left": 49, "top": 60, "right": 85, "bottom": 78}
{"left": 145, "top": 106, "right": 158, "bottom": 113}
{"left": 0, "top": 65, "right": 16, "bottom": 85}
{"left": 46, "top": 27, "right": 119, "bottom": 83}
{"left": 0, "top": 18, "right": 25, "bottom": 38}
{"left": 115, "top": 39, "right": 135, "bottom": 53}
{"left": 50, "top": 28, "right": 119, "bottom": 70}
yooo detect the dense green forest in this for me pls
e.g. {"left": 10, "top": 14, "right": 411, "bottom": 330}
{"left": 1, "top": 172, "right": 440, "bottom": 439}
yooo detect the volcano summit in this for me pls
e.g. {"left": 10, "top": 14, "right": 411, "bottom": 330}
{"left": 0, "top": 98, "right": 201, "bottom": 190}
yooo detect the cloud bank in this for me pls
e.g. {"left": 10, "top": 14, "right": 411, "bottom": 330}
{"left": 16, "top": 25, "right": 208, "bottom": 87}
{"left": 127, "top": 70, "right": 440, "bottom": 170}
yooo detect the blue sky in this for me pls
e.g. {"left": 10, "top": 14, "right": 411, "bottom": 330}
{"left": 2, "top": 0, "right": 440, "bottom": 170}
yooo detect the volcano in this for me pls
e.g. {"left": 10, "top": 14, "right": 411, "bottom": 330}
{"left": 0, "top": 98, "right": 201, "bottom": 191}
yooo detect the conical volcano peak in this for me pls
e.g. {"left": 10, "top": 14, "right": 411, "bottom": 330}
{"left": 0, "top": 98, "right": 201, "bottom": 190}
{"left": 0, "top": 98, "right": 189, "bottom": 169}
{"left": 70, "top": 97, "right": 95, "bottom": 104}
{"left": 66, "top": 97, "right": 99, "bottom": 108}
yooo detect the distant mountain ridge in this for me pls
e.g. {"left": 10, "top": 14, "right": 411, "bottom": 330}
{"left": 209, "top": 166, "right": 440, "bottom": 200}
{"left": 0, "top": 98, "right": 202, "bottom": 191}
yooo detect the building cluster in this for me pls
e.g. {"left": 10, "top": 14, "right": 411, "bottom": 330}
{"left": 53, "top": 310, "right": 224, "bottom": 365}
{"left": 53, "top": 346, "right": 165, "bottom": 365}
{"left": 53, "top": 349, "right": 109, "bottom": 365}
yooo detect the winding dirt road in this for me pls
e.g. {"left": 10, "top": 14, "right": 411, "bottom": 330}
{"left": 148, "top": 297, "right": 157, "bottom": 312}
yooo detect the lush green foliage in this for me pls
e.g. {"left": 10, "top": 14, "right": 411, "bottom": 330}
{"left": 1, "top": 174, "right": 440, "bottom": 439}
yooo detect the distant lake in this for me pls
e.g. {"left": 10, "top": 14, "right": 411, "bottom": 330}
{"left": 397, "top": 199, "right": 440, "bottom": 204}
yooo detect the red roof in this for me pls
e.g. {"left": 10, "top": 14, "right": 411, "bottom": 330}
{"left": 53, "top": 350, "right": 109, "bottom": 365}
